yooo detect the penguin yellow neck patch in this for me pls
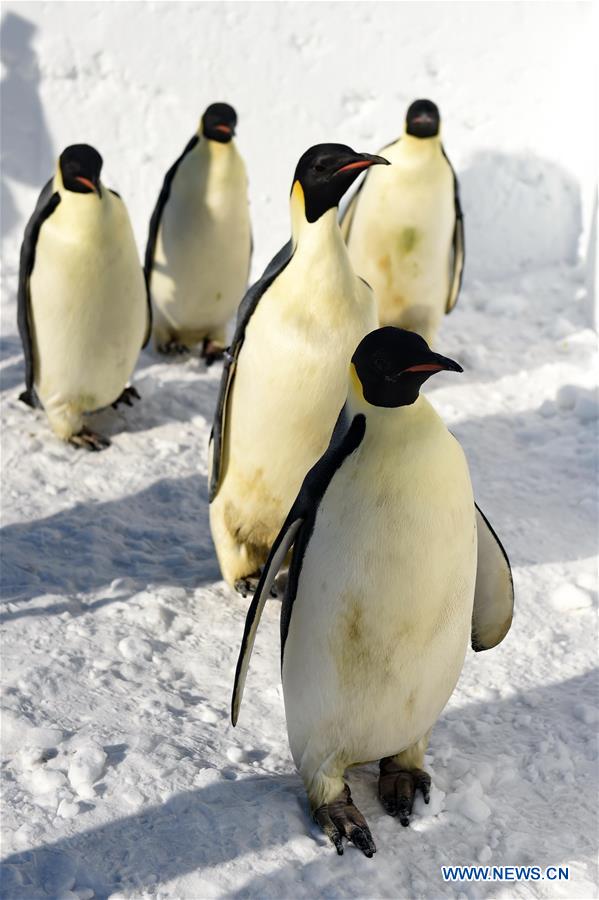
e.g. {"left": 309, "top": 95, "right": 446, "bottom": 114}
{"left": 290, "top": 180, "right": 307, "bottom": 242}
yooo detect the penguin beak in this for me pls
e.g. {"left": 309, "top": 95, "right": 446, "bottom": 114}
{"left": 335, "top": 153, "right": 390, "bottom": 175}
{"left": 402, "top": 353, "right": 463, "bottom": 374}
{"left": 75, "top": 176, "right": 101, "bottom": 196}
{"left": 214, "top": 124, "right": 234, "bottom": 136}
{"left": 411, "top": 114, "right": 434, "bottom": 125}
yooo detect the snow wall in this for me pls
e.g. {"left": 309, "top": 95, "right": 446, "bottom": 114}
{"left": 1, "top": 2, "right": 596, "bottom": 301}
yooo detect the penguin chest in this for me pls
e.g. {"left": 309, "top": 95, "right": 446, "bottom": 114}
{"left": 348, "top": 155, "right": 455, "bottom": 317}
{"left": 223, "top": 262, "right": 377, "bottom": 546}
{"left": 152, "top": 160, "right": 251, "bottom": 331}
{"left": 283, "top": 423, "right": 476, "bottom": 767}
{"left": 30, "top": 197, "right": 146, "bottom": 409}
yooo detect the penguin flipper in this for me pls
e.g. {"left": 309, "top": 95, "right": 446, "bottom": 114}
{"left": 17, "top": 180, "right": 61, "bottom": 401}
{"left": 143, "top": 134, "right": 199, "bottom": 285}
{"left": 209, "top": 239, "right": 295, "bottom": 502}
{"left": 231, "top": 409, "right": 367, "bottom": 725}
{"left": 471, "top": 504, "right": 514, "bottom": 651}
{"left": 231, "top": 517, "right": 303, "bottom": 726}
{"left": 443, "top": 148, "right": 465, "bottom": 313}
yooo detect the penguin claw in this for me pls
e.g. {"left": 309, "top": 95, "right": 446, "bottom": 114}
{"left": 201, "top": 339, "right": 226, "bottom": 367}
{"left": 378, "top": 758, "right": 431, "bottom": 826}
{"left": 234, "top": 574, "right": 278, "bottom": 599}
{"left": 157, "top": 340, "right": 190, "bottom": 356}
{"left": 111, "top": 385, "right": 141, "bottom": 409}
{"left": 313, "top": 784, "right": 376, "bottom": 858}
{"left": 69, "top": 427, "right": 111, "bottom": 452}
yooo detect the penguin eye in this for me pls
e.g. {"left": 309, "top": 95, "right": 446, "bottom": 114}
{"left": 313, "top": 164, "right": 326, "bottom": 173}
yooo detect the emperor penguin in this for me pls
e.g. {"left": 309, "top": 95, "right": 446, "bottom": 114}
{"left": 144, "top": 102, "right": 252, "bottom": 363}
{"left": 17, "top": 144, "right": 150, "bottom": 450}
{"left": 232, "top": 326, "right": 514, "bottom": 857}
{"left": 209, "top": 143, "right": 389, "bottom": 593}
{"left": 341, "top": 100, "right": 465, "bottom": 345}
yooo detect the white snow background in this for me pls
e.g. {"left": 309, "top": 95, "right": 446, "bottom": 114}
{"left": 1, "top": 2, "right": 597, "bottom": 898}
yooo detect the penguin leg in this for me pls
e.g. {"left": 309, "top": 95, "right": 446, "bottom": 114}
{"left": 45, "top": 399, "right": 109, "bottom": 450}
{"left": 313, "top": 784, "right": 376, "bottom": 858}
{"left": 201, "top": 328, "right": 227, "bottom": 367}
{"left": 111, "top": 385, "right": 141, "bottom": 409}
{"left": 378, "top": 732, "right": 431, "bottom": 826}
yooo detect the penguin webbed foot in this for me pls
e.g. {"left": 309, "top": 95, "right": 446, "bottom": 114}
{"left": 234, "top": 573, "right": 278, "bottom": 599}
{"left": 378, "top": 758, "right": 431, "bottom": 826}
{"left": 314, "top": 784, "right": 376, "bottom": 858}
{"left": 157, "top": 340, "right": 190, "bottom": 356}
{"left": 111, "top": 385, "right": 141, "bottom": 409}
{"left": 69, "top": 426, "right": 111, "bottom": 452}
{"left": 201, "top": 339, "right": 226, "bottom": 367}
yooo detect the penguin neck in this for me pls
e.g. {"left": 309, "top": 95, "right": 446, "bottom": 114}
{"left": 290, "top": 182, "right": 344, "bottom": 256}
{"left": 54, "top": 171, "right": 106, "bottom": 233}
{"left": 399, "top": 132, "right": 443, "bottom": 163}
{"left": 347, "top": 372, "right": 436, "bottom": 432}
{"left": 198, "top": 135, "right": 238, "bottom": 170}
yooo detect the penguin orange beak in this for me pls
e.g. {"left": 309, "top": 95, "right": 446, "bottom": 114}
{"left": 335, "top": 153, "right": 390, "bottom": 175}
{"left": 75, "top": 176, "right": 99, "bottom": 194}
{"left": 403, "top": 354, "right": 463, "bottom": 374}
{"left": 214, "top": 124, "right": 232, "bottom": 135}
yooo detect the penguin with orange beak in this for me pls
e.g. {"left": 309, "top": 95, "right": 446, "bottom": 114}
{"left": 209, "top": 143, "right": 389, "bottom": 593}
{"left": 145, "top": 102, "right": 252, "bottom": 363}
{"left": 17, "top": 144, "right": 150, "bottom": 449}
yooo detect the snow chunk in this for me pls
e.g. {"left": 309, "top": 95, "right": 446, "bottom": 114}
{"left": 447, "top": 785, "right": 492, "bottom": 823}
{"left": 118, "top": 636, "right": 153, "bottom": 661}
{"left": 1, "top": 709, "right": 63, "bottom": 755}
{"left": 67, "top": 742, "right": 107, "bottom": 798}
{"left": 550, "top": 583, "right": 592, "bottom": 612}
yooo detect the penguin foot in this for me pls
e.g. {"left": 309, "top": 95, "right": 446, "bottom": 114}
{"left": 378, "top": 758, "right": 431, "bottom": 826}
{"left": 69, "top": 427, "right": 111, "bottom": 452}
{"left": 157, "top": 340, "right": 190, "bottom": 356}
{"left": 314, "top": 784, "right": 376, "bottom": 858}
{"left": 234, "top": 574, "right": 278, "bottom": 599}
{"left": 111, "top": 385, "right": 141, "bottom": 409}
{"left": 201, "top": 339, "right": 225, "bottom": 367}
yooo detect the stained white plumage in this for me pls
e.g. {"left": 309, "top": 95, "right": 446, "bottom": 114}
{"left": 210, "top": 145, "right": 387, "bottom": 589}
{"left": 342, "top": 100, "right": 463, "bottom": 345}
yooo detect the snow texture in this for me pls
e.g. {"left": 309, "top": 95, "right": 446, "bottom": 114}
{"left": 1, "top": 3, "right": 597, "bottom": 899}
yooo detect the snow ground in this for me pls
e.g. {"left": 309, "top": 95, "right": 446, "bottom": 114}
{"left": 1, "top": 261, "right": 597, "bottom": 899}
{"left": 1, "top": 2, "right": 598, "bottom": 898}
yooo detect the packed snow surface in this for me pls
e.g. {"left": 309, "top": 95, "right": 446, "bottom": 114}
{"left": 1, "top": 2, "right": 597, "bottom": 899}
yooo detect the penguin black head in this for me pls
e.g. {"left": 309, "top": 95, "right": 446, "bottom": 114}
{"left": 405, "top": 99, "right": 440, "bottom": 139}
{"left": 202, "top": 102, "right": 237, "bottom": 143}
{"left": 352, "top": 327, "right": 462, "bottom": 408}
{"left": 292, "top": 144, "right": 390, "bottom": 223}
{"left": 59, "top": 144, "right": 103, "bottom": 197}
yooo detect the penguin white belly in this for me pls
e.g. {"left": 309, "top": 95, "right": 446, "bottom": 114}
{"left": 151, "top": 148, "right": 250, "bottom": 341}
{"left": 347, "top": 152, "right": 455, "bottom": 339}
{"left": 282, "top": 411, "right": 476, "bottom": 780}
{"left": 211, "top": 251, "right": 377, "bottom": 579}
{"left": 30, "top": 193, "right": 146, "bottom": 417}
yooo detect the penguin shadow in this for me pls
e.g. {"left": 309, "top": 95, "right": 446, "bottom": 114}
{"left": 0, "top": 10, "right": 54, "bottom": 240}
{"left": 442, "top": 398, "right": 598, "bottom": 568}
{"left": 0, "top": 334, "right": 25, "bottom": 393}
{"left": 0, "top": 473, "right": 220, "bottom": 620}
{"left": 0, "top": 772, "right": 302, "bottom": 899}
{"left": 1, "top": 671, "right": 594, "bottom": 898}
